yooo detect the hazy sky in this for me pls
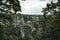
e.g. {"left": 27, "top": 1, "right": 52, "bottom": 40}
{"left": 19, "top": 0, "right": 57, "bottom": 15}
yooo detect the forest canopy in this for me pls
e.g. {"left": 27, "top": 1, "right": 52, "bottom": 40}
{"left": 0, "top": 0, "right": 60, "bottom": 40}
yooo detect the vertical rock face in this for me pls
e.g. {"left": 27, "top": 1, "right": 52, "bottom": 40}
{"left": 13, "top": 15, "right": 21, "bottom": 27}
{"left": 21, "top": 17, "right": 25, "bottom": 24}
{"left": 13, "top": 14, "right": 44, "bottom": 38}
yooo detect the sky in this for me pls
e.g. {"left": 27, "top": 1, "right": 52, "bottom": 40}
{"left": 19, "top": 0, "right": 57, "bottom": 15}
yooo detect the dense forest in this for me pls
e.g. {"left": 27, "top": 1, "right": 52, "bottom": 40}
{"left": 0, "top": 0, "right": 60, "bottom": 40}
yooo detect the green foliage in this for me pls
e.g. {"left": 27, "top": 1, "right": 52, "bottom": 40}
{"left": 0, "top": 0, "right": 21, "bottom": 14}
{"left": 42, "top": 0, "right": 60, "bottom": 40}
{"left": 8, "top": 35, "right": 19, "bottom": 40}
{"left": 0, "top": 0, "right": 21, "bottom": 40}
{"left": 0, "top": 22, "right": 7, "bottom": 40}
{"left": 1, "top": 0, "right": 60, "bottom": 40}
